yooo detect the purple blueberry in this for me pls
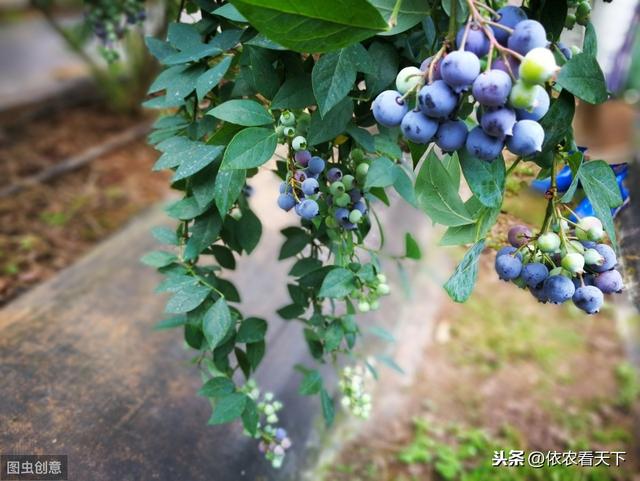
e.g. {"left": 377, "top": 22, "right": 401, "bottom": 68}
{"left": 522, "top": 262, "right": 549, "bottom": 288}
{"left": 508, "top": 224, "right": 532, "bottom": 247}
{"left": 506, "top": 120, "right": 544, "bottom": 156}
{"left": 418, "top": 80, "right": 458, "bottom": 119}
{"left": 544, "top": 275, "right": 575, "bottom": 304}
{"left": 495, "top": 253, "right": 523, "bottom": 280}
{"left": 353, "top": 200, "right": 367, "bottom": 214}
{"left": 435, "top": 120, "right": 468, "bottom": 152}
{"left": 508, "top": 20, "right": 548, "bottom": 55}
{"left": 308, "top": 156, "right": 325, "bottom": 175}
{"left": 492, "top": 6, "right": 528, "bottom": 45}
{"left": 592, "top": 244, "right": 617, "bottom": 272}
{"left": 481, "top": 107, "right": 516, "bottom": 139}
{"left": 493, "top": 57, "right": 520, "bottom": 78}
{"left": 294, "top": 170, "right": 307, "bottom": 182}
{"left": 594, "top": 269, "right": 624, "bottom": 294}
{"left": 466, "top": 126, "right": 504, "bottom": 161}
{"left": 472, "top": 70, "right": 512, "bottom": 107}
{"left": 441, "top": 51, "right": 481, "bottom": 92}
{"left": 419, "top": 56, "right": 442, "bottom": 80}
{"left": 295, "top": 150, "right": 312, "bottom": 167}
{"left": 497, "top": 246, "right": 520, "bottom": 258}
{"left": 401, "top": 110, "right": 439, "bottom": 144}
{"left": 456, "top": 24, "right": 490, "bottom": 57}
{"left": 327, "top": 167, "right": 343, "bottom": 182}
{"left": 372, "top": 90, "right": 409, "bottom": 127}
{"left": 348, "top": 189, "right": 362, "bottom": 203}
{"left": 573, "top": 285, "right": 604, "bottom": 314}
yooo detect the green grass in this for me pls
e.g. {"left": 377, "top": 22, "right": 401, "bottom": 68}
{"left": 615, "top": 362, "right": 640, "bottom": 410}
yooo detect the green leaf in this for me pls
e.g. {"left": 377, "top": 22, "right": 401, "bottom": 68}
{"left": 237, "top": 317, "right": 267, "bottom": 343}
{"left": 145, "top": 37, "right": 177, "bottom": 63}
{"left": 221, "top": 127, "right": 277, "bottom": 169}
{"left": 320, "top": 388, "right": 335, "bottom": 427}
{"left": 444, "top": 240, "right": 485, "bottom": 302}
{"left": 277, "top": 303, "right": 306, "bottom": 320}
{"left": 365, "top": 41, "right": 399, "bottom": 96}
{"left": 184, "top": 212, "right": 223, "bottom": 261}
{"left": 440, "top": 199, "right": 500, "bottom": 246}
{"left": 323, "top": 322, "right": 343, "bottom": 351}
{"left": 214, "top": 169, "right": 246, "bottom": 215}
{"left": 246, "top": 341, "right": 265, "bottom": 370}
{"left": 539, "top": 89, "right": 575, "bottom": 154}
{"left": 196, "top": 56, "right": 233, "bottom": 100}
{"left": 203, "top": 298, "right": 233, "bottom": 350}
{"left": 165, "top": 196, "right": 210, "bottom": 220}
{"left": 319, "top": 267, "right": 356, "bottom": 298}
{"left": 307, "top": 98, "right": 354, "bottom": 145}
{"left": 377, "top": 354, "right": 405, "bottom": 374}
{"left": 458, "top": 151, "right": 505, "bottom": 208}
{"left": 154, "top": 137, "right": 223, "bottom": 182}
{"left": 346, "top": 124, "right": 376, "bottom": 152}
{"left": 299, "top": 370, "right": 322, "bottom": 395}
{"left": 238, "top": 46, "right": 280, "bottom": 99}
{"left": 154, "top": 315, "right": 187, "bottom": 330}
{"left": 365, "top": 157, "right": 397, "bottom": 189}
{"left": 271, "top": 75, "right": 316, "bottom": 110}
{"left": 208, "top": 99, "right": 274, "bottom": 126}
{"left": 151, "top": 226, "right": 178, "bottom": 246}
{"left": 583, "top": 22, "right": 598, "bottom": 57}
{"left": 229, "top": 0, "right": 388, "bottom": 53}
{"left": 208, "top": 392, "right": 247, "bottom": 425}
{"left": 368, "top": 325, "right": 395, "bottom": 342}
{"left": 578, "top": 160, "right": 623, "bottom": 250}
{"left": 540, "top": 0, "right": 567, "bottom": 40}
{"left": 198, "top": 377, "right": 235, "bottom": 397}
{"left": 415, "top": 150, "right": 474, "bottom": 226}
{"left": 213, "top": 3, "right": 247, "bottom": 22}
{"left": 559, "top": 151, "right": 584, "bottom": 203}
{"left": 140, "top": 251, "right": 177, "bottom": 268}
{"left": 557, "top": 53, "right": 608, "bottom": 104}
{"left": 236, "top": 208, "right": 262, "bottom": 254}
{"left": 289, "top": 257, "right": 323, "bottom": 277}
{"left": 370, "top": 0, "right": 431, "bottom": 36}
{"left": 166, "top": 284, "right": 211, "bottom": 314}
{"left": 279, "top": 232, "right": 311, "bottom": 259}
{"left": 442, "top": 151, "right": 461, "bottom": 188}
{"left": 393, "top": 165, "right": 417, "bottom": 207}
{"left": 441, "top": 0, "right": 468, "bottom": 22}
{"left": 242, "top": 397, "right": 259, "bottom": 436}
{"left": 404, "top": 233, "right": 421, "bottom": 260}
{"left": 312, "top": 44, "right": 373, "bottom": 116}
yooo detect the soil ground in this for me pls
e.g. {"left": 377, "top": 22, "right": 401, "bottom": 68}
{"left": 0, "top": 101, "right": 168, "bottom": 305}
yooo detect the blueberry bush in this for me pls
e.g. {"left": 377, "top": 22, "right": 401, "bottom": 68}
{"left": 123, "top": 0, "right": 622, "bottom": 467}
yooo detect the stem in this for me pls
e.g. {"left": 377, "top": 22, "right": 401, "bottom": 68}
{"left": 448, "top": 0, "right": 458, "bottom": 43}
{"left": 389, "top": 0, "right": 404, "bottom": 28}
{"left": 427, "top": 45, "right": 447, "bottom": 84}
{"left": 465, "top": 0, "right": 525, "bottom": 61}
{"left": 473, "top": 1, "right": 499, "bottom": 17}
{"left": 505, "top": 157, "right": 522, "bottom": 176}
{"left": 460, "top": 18, "right": 473, "bottom": 50}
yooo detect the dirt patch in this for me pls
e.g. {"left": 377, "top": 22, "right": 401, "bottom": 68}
{"left": 322, "top": 253, "right": 639, "bottom": 481}
{"left": 0, "top": 102, "right": 169, "bottom": 305}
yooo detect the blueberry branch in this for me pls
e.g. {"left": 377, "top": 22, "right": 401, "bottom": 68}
{"left": 465, "top": 0, "right": 524, "bottom": 62}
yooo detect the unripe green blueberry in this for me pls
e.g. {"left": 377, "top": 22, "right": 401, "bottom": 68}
{"left": 571, "top": 45, "right": 582, "bottom": 56}
{"left": 356, "top": 163, "right": 369, "bottom": 180}
{"left": 561, "top": 252, "right": 585, "bottom": 274}
{"left": 576, "top": 1, "right": 591, "bottom": 21}
{"left": 342, "top": 174, "right": 355, "bottom": 190}
{"left": 326, "top": 215, "right": 338, "bottom": 228}
{"left": 519, "top": 48, "right": 559, "bottom": 85}
{"left": 396, "top": 66, "right": 423, "bottom": 94}
{"left": 283, "top": 126, "right": 296, "bottom": 138}
{"left": 377, "top": 283, "right": 390, "bottom": 295}
{"left": 292, "top": 135, "right": 307, "bottom": 150}
{"left": 280, "top": 110, "right": 296, "bottom": 126}
{"left": 351, "top": 149, "right": 365, "bottom": 162}
{"left": 549, "top": 266, "right": 566, "bottom": 277}
{"left": 264, "top": 404, "right": 275, "bottom": 415}
{"left": 509, "top": 80, "right": 538, "bottom": 110}
{"left": 349, "top": 209, "right": 363, "bottom": 224}
{"left": 330, "top": 181, "right": 346, "bottom": 196}
{"left": 335, "top": 193, "right": 351, "bottom": 207}
{"left": 567, "top": 240, "right": 585, "bottom": 255}
{"left": 565, "top": 13, "right": 576, "bottom": 29}
{"left": 537, "top": 232, "right": 561, "bottom": 252}
{"left": 358, "top": 301, "right": 371, "bottom": 312}
{"left": 584, "top": 248, "right": 605, "bottom": 266}
{"left": 276, "top": 125, "right": 285, "bottom": 137}
{"left": 370, "top": 300, "right": 380, "bottom": 310}
{"left": 576, "top": 216, "right": 604, "bottom": 241}
{"left": 377, "top": 273, "right": 387, "bottom": 283}
{"left": 513, "top": 276, "right": 528, "bottom": 289}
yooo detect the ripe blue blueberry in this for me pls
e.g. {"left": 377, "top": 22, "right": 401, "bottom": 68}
{"left": 418, "top": 80, "right": 458, "bottom": 119}
{"left": 508, "top": 225, "right": 532, "bottom": 247}
{"left": 401, "top": 110, "right": 439, "bottom": 144}
{"left": 372, "top": 90, "right": 409, "bottom": 127}
{"left": 530, "top": 283, "right": 549, "bottom": 303}
{"left": 522, "top": 262, "right": 549, "bottom": 288}
{"left": 472, "top": 69, "right": 512, "bottom": 107}
{"left": 493, "top": 57, "right": 520, "bottom": 79}
{"left": 301, "top": 178, "right": 320, "bottom": 196}
{"left": 277, "top": 194, "right": 296, "bottom": 212}
{"left": 592, "top": 244, "right": 617, "bottom": 272}
{"left": 307, "top": 156, "right": 325, "bottom": 175}
{"left": 572, "top": 285, "right": 604, "bottom": 314}
{"left": 516, "top": 85, "right": 550, "bottom": 121}
{"left": 435, "top": 120, "right": 468, "bottom": 152}
{"left": 353, "top": 200, "right": 367, "bottom": 215}
{"left": 492, "top": 6, "right": 528, "bottom": 45}
{"left": 348, "top": 189, "right": 362, "bottom": 203}
{"left": 456, "top": 24, "right": 490, "bottom": 57}
{"left": 495, "top": 253, "right": 523, "bottom": 281}
{"left": 295, "top": 150, "right": 312, "bottom": 167}
{"left": 335, "top": 208, "right": 350, "bottom": 222}
{"left": 506, "top": 120, "right": 544, "bottom": 156}
{"left": 537, "top": 232, "right": 561, "bottom": 252}
{"left": 441, "top": 51, "right": 481, "bottom": 92}
{"left": 481, "top": 107, "right": 516, "bottom": 139}
{"left": 544, "top": 275, "right": 576, "bottom": 304}
{"left": 497, "top": 246, "right": 521, "bottom": 258}
{"left": 327, "top": 167, "right": 343, "bottom": 183}
{"left": 594, "top": 269, "right": 624, "bottom": 294}
{"left": 419, "top": 56, "right": 442, "bottom": 80}
{"left": 297, "top": 199, "right": 319, "bottom": 219}
{"left": 466, "top": 126, "right": 504, "bottom": 161}
{"left": 279, "top": 182, "right": 289, "bottom": 194}
{"left": 508, "top": 20, "right": 548, "bottom": 55}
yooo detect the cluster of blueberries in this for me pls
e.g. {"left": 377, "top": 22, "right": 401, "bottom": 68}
{"left": 277, "top": 114, "right": 370, "bottom": 230}
{"left": 495, "top": 216, "right": 625, "bottom": 315}
{"left": 243, "top": 380, "right": 292, "bottom": 469}
{"left": 565, "top": 0, "right": 594, "bottom": 29}
{"left": 372, "top": 6, "right": 561, "bottom": 162}
{"left": 339, "top": 364, "right": 373, "bottom": 419}
{"left": 86, "top": 0, "right": 145, "bottom": 61}
{"left": 354, "top": 273, "right": 391, "bottom": 313}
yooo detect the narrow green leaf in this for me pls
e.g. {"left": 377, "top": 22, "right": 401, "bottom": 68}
{"left": 320, "top": 388, "right": 335, "bottom": 427}
{"left": 221, "top": 127, "right": 277, "bottom": 169}
{"left": 208, "top": 99, "right": 274, "bottom": 126}
{"left": 196, "top": 56, "right": 233, "bottom": 100}
{"left": 140, "top": 251, "right": 177, "bottom": 268}
{"left": 203, "top": 298, "right": 233, "bottom": 349}
{"left": 165, "top": 284, "right": 211, "bottom": 314}
{"left": 236, "top": 317, "right": 267, "bottom": 343}
{"left": 319, "top": 267, "right": 356, "bottom": 298}
{"left": 214, "top": 169, "right": 246, "bottom": 215}
{"left": 236, "top": 208, "right": 262, "bottom": 254}
{"left": 458, "top": 151, "right": 505, "bottom": 208}
{"left": 299, "top": 370, "right": 322, "bottom": 395}
{"left": 208, "top": 392, "right": 247, "bottom": 425}
{"left": 242, "top": 397, "right": 259, "bottom": 436}
{"left": 198, "top": 377, "right": 235, "bottom": 397}
{"left": 444, "top": 240, "right": 485, "bottom": 302}
{"left": 404, "top": 233, "right": 422, "bottom": 259}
